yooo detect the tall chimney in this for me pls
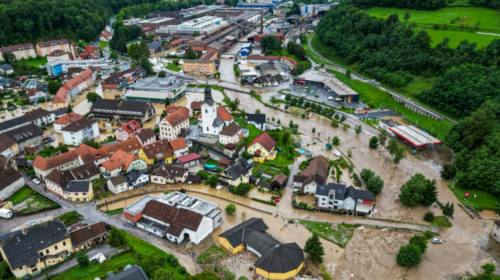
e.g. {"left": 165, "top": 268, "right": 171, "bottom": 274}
{"left": 260, "top": 10, "right": 263, "bottom": 34}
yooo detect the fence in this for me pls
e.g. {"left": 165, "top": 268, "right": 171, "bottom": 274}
{"left": 187, "top": 190, "right": 273, "bottom": 216}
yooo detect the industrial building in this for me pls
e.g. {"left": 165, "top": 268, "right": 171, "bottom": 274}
{"left": 293, "top": 71, "right": 360, "bottom": 103}
{"left": 45, "top": 58, "right": 110, "bottom": 76}
{"left": 124, "top": 75, "right": 195, "bottom": 103}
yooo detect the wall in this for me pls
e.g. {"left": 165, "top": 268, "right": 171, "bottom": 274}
{"left": 107, "top": 181, "right": 129, "bottom": 194}
{"left": 255, "top": 262, "right": 303, "bottom": 280}
{"left": 219, "top": 237, "right": 245, "bottom": 254}
{"left": 0, "top": 177, "right": 25, "bottom": 200}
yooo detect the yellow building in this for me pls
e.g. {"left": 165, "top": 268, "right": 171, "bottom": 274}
{"left": 0, "top": 220, "right": 72, "bottom": 278}
{"left": 183, "top": 60, "right": 217, "bottom": 75}
{"left": 247, "top": 132, "right": 277, "bottom": 161}
{"left": 63, "top": 180, "right": 94, "bottom": 202}
{"left": 138, "top": 140, "right": 176, "bottom": 166}
{"left": 219, "top": 218, "right": 304, "bottom": 280}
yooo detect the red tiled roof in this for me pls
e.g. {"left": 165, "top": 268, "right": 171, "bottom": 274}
{"left": 119, "top": 120, "right": 141, "bottom": 134}
{"left": 177, "top": 153, "right": 201, "bottom": 163}
{"left": 217, "top": 106, "right": 233, "bottom": 122}
{"left": 248, "top": 132, "right": 276, "bottom": 153}
{"left": 54, "top": 113, "right": 84, "bottom": 125}
{"left": 169, "top": 138, "right": 187, "bottom": 151}
{"left": 281, "top": 56, "right": 297, "bottom": 67}
{"left": 33, "top": 152, "right": 77, "bottom": 171}
{"left": 165, "top": 105, "right": 186, "bottom": 115}
{"left": 246, "top": 55, "right": 280, "bottom": 61}
{"left": 141, "top": 140, "right": 173, "bottom": 160}
{"left": 170, "top": 39, "right": 183, "bottom": 46}
{"left": 191, "top": 101, "right": 201, "bottom": 110}
{"left": 53, "top": 68, "right": 96, "bottom": 104}
{"left": 164, "top": 107, "right": 189, "bottom": 127}
{"left": 101, "top": 150, "right": 140, "bottom": 171}
{"left": 70, "top": 221, "right": 107, "bottom": 247}
{"left": 48, "top": 50, "right": 66, "bottom": 57}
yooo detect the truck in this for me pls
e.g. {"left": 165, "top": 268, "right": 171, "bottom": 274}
{"left": 0, "top": 208, "right": 13, "bottom": 219}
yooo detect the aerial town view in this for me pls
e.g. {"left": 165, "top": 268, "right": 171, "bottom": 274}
{"left": 0, "top": 0, "right": 500, "bottom": 279}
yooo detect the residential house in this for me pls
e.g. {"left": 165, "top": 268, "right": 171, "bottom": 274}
{"left": 70, "top": 221, "right": 108, "bottom": 252}
{"left": 84, "top": 45, "right": 101, "bottom": 57}
{"left": 45, "top": 169, "right": 73, "bottom": 199}
{"left": 315, "top": 183, "right": 374, "bottom": 213}
{"left": 100, "top": 150, "right": 147, "bottom": 177}
{"left": 125, "top": 170, "right": 150, "bottom": 190}
{"left": 136, "top": 129, "right": 156, "bottom": 146}
{"left": 0, "top": 220, "right": 71, "bottom": 279}
{"left": 53, "top": 113, "right": 83, "bottom": 133}
{"left": 0, "top": 134, "right": 19, "bottom": 158}
{"left": 247, "top": 132, "right": 276, "bottom": 160}
{"left": 150, "top": 164, "right": 188, "bottom": 184}
{"left": 293, "top": 155, "right": 329, "bottom": 194}
{"left": 138, "top": 140, "right": 175, "bottom": 166}
{"left": 218, "top": 157, "right": 252, "bottom": 187}
{"left": 251, "top": 75, "right": 270, "bottom": 87}
{"left": 264, "top": 74, "right": 278, "bottom": 86}
{"left": 0, "top": 64, "right": 14, "bottom": 75}
{"left": 280, "top": 56, "right": 297, "bottom": 70}
{"left": 247, "top": 114, "right": 266, "bottom": 130}
{"left": 0, "top": 157, "right": 17, "bottom": 171}
{"left": 176, "top": 153, "right": 201, "bottom": 168}
{"left": 64, "top": 180, "right": 94, "bottom": 202}
{"left": 0, "top": 167, "right": 25, "bottom": 200}
{"left": 190, "top": 101, "right": 201, "bottom": 115}
{"left": 25, "top": 89, "right": 48, "bottom": 103}
{"left": 219, "top": 123, "right": 242, "bottom": 145}
{"left": 101, "top": 66, "right": 146, "bottom": 92}
{"left": 23, "top": 108, "right": 55, "bottom": 127}
{"left": 183, "top": 60, "right": 216, "bottom": 75}
{"left": 90, "top": 99, "right": 155, "bottom": 124}
{"left": 169, "top": 138, "right": 188, "bottom": 158}
{"left": 108, "top": 265, "right": 148, "bottom": 280}
{"left": 60, "top": 117, "right": 99, "bottom": 146}
{"left": 47, "top": 50, "right": 70, "bottom": 62}
{"left": 107, "top": 176, "right": 130, "bottom": 194}
{"left": 100, "top": 28, "right": 113, "bottom": 41}
{"left": 69, "top": 162, "right": 101, "bottom": 181}
{"left": 102, "top": 137, "right": 143, "bottom": 156}
{"left": 246, "top": 55, "right": 280, "bottom": 64}
{"left": 115, "top": 120, "right": 142, "bottom": 142}
{"left": 159, "top": 106, "right": 190, "bottom": 141}
{"left": 0, "top": 44, "right": 36, "bottom": 60}
{"left": 219, "top": 219, "right": 304, "bottom": 280}
{"left": 0, "top": 116, "right": 29, "bottom": 134}
{"left": 4, "top": 124, "right": 44, "bottom": 152}
{"left": 36, "top": 39, "right": 71, "bottom": 57}
{"left": 33, "top": 151, "right": 80, "bottom": 180}
{"left": 146, "top": 42, "right": 164, "bottom": 55}
{"left": 53, "top": 67, "right": 97, "bottom": 109}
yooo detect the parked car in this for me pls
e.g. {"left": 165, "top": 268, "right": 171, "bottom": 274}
{"left": 431, "top": 238, "right": 442, "bottom": 244}
{"left": 32, "top": 178, "right": 40, "bottom": 184}
{"left": 30, "top": 220, "right": 36, "bottom": 226}
{"left": 226, "top": 186, "right": 231, "bottom": 193}
{"left": 216, "top": 185, "right": 223, "bottom": 190}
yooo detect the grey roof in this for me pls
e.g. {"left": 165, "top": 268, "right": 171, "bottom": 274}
{"left": 0, "top": 64, "right": 13, "bottom": 71}
{"left": 91, "top": 99, "right": 152, "bottom": 116}
{"left": 222, "top": 157, "right": 252, "bottom": 180}
{"left": 273, "top": 74, "right": 284, "bottom": 83}
{"left": 202, "top": 80, "right": 214, "bottom": 106}
{"left": 147, "top": 42, "right": 163, "bottom": 50}
{"left": 244, "top": 229, "right": 280, "bottom": 255}
{"left": 52, "top": 108, "right": 68, "bottom": 117}
{"left": 213, "top": 116, "right": 224, "bottom": 128}
{"left": 109, "top": 175, "right": 128, "bottom": 186}
{"left": 260, "top": 63, "right": 276, "bottom": 71}
{"left": 136, "top": 129, "right": 156, "bottom": 143}
{"left": 125, "top": 170, "right": 148, "bottom": 185}
{"left": 0, "top": 220, "right": 69, "bottom": 270}
{"left": 108, "top": 265, "right": 149, "bottom": 280}
{"left": 0, "top": 117, "right": 29, "bottom": 132}
{"left": 316, "top": 183, "right": 345, "bottom": 200}
{"left": 4, "top": 123, "right": 43, "bottom": 144}
{"left": 247, "top": 114, "right": 265, "bottom": 124}
{"left": 254, "top": 243, "right": 304, "bottom": 273}
{"left": 345, "top": 185, "right": 374, "bottom": 201}
{"left": 64, "top": 180, "right": 91, "bottom": 193}
{"left": 219, "top": 218, "right": 269, "bottom": 247}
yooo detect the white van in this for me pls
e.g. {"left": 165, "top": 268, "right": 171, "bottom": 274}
{"left": 333, "top": 149, "right": 341, "bottom": 157}
{"left": 328, "top": 97, "right": 334, "bottom": 101}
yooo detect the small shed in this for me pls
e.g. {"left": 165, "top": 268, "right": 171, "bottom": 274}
{"left": 270, "top": 173, "right": 287, "bottom": 190}
{"left": 326, "top": 143, "right": 332, "bottom": 151}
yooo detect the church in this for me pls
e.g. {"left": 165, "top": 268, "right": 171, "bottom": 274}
{"left": 198, "top": 80, "right": 234, "bottom": 135}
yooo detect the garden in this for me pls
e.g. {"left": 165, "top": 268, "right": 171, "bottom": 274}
{"left": 8, "top": 186, "right": 60, "bottom": 214}
{"left": 298, "top": 220, "right": 356, "bottom": 249}
{"left": 197, "top": 244, "right": 235, "bottom": 280}
{"left": 56, "top": 211, "right": 82, "bottom": 226}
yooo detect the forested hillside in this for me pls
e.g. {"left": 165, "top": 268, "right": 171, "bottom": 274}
{"left": 0, "top": 0, "right": 160, "bottom": 46}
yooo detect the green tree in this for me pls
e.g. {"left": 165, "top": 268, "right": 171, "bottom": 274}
{"left": 192, "top": 30, "right": 200, "bottom": 37}
{"left": 47, "top": 80, "right": 62, "bottom": 95}
{"left": 0, "top": 261, "right": 13, "bottom": 280}
{"left": 260, "top": 35, "right": 281, "bottom": 55}
{"left": 76, "top": 250, "right": 89, "bottom": 267}
{"left": 230, "top": 183, "right": 251, "bottom": 196}
{"left": 470, "top": 263, "right": 496, "bottom": 280}
{"left": 423, "top": 179, "right": 438, "bottom": 207}
{"left": 369, "top": 136, "right": 379, "bottom": 149}
{"left": 441, "top": 163, "right": 457, "bottom": 180}
{"left": 378, "top": 130, "right": 388, "bottom": 147}
{"left": 86, "top": 92, "right": 101, "bottom": 104}
{"left": 409, "top": 234, "right": 428, "bottom": 254}
{"left": 196, "top": 170, "right": 210, "bottom": 180}
{"left": 367, "top": 176, "right": 384, "bottom": 195}
{"left": 423, "top": 212, "right": 434, "bottom": 222}
{"left": 152, "top": 268, "right": 176, "bottom": 280}
{"left": 340, "top": 115, "right": 346, "bottom": 123}
{"left": 158, "top": 70, "right": 166, "bottom": 78}
{"left": 330, "top": 119, "right": 339, "bottom": 128}
{"left": 386, "top": 137, "right": 399, "bottom": 155}
{"left": 139, "top": 55, "right": 152, "bottom": 72}
{"left": 109, "top": 226, "right": 126, "bottom": 247}
{"left": 188, "top": 271, "right": 219, "bottom": 280}
{"left": 393, "top": 145, "right": 407, "bottom": 164}
{"left": 142, "top": 252, "right": 166, "bottom": 277}
{"left": 396, "top": 244, "right": 422, "bottom": 266}
{"left": 139, "top": 39, "right": 150, "bottom": 58}
{"left": 205, "top": 175, "right": 218, "bottom": 188}
{"left": 110, "top": 52, "right": 118, "bottom": 60}
{"left": 354, "top": 124, "right": 362, "bottom": 135}
{"left": 442, "top": 202, "right": 455, "bottom": 219}
{"left": 361, "top": 169, "right": 375, "bottom": 182}
{"left": 399, "top": 174, "right": 437, "bottom": 207}
{"left": 185, "top": 46, "right": 196, "bottom": 59}
{"left": 67, "top": 105, "right": 73, "bottom": 113}
{"left": 128, "top": 43, "right": 141, "bottom": 60}
{"left": 404, "top": 11, "right": 411, "bottom": 23}
{"left": 332, "top": 136, "right": 340, "bottom": 145}
{"left": 241, "top": 150, "right": 251, "bottom": 160}
{"left": 312, "top": 127, "right": 316, "bottom": 135}
{"left": 225, "top": 203, "right": 236, "bottom": 215}
{"left": 298, "top": 33, "right": 307, "bottom": 45}
{"left": 346, "top": 69, "right": 351, "bottom": 78}
{"left": 304, "top": 234, "right": 325, "bottom": 263}
{"left": 165, "top": 97, "right": 171, "bottom": 106}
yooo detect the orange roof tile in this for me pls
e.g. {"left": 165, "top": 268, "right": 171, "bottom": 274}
{"left": 33, "top": 151, "right": 78, "bottom": 171}
{"left": 53, "top": 112, "right": 83, "bottom": 125}
{"left": 217, "top": 105, "right": 233, "bottom": 122}
{"left": 118, "top": 120, "right": 141, "bottom": 134}
{"left": 169, "top": 138, "right": 187, "bottom": 151}
{"left": 248, "top": 132, "right": 276, "bottom": 152}
{"left": 141, "top": 140, "right": 174, "bottom": 160}
{"left": 164, "top": 107, "right": 189, "bottom": 127}
{"left": 53, "top": 68, "right": 95, "bottom": 104}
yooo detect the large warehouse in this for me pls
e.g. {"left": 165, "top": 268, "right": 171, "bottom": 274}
{"left": 293, "top": 71, "right": 360, "bottom": 103}
{"left": 124, "top": 75, "right": 195, "bottom": 103}
{"left": 389, "top": 125, "right": 442, "bottom": 147}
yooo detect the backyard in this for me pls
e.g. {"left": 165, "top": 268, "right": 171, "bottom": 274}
{"left": 56, "top": 211, "right": 82, "bottom": 226}
{"left": 298, "top": 220, "right": 356, "bottom": 249}
{"left": 244, "top": 124, "right": 261, "bottom": 145}
{"left": 8, "top": 186, "right": 60, "bottom": 213}
{"left": 197, "top": 244, "right": 235, "bottom": 280}
{"left": 447, "top": 185, "right": 500, "bottom": 211}
{"left": 12, "top": 56, "right": 48, "bottom": 68}
{"left": 166, "top": 62, "right": 182, "bottom": 72}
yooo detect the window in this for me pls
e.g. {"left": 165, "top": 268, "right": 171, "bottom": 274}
{"left": 55, "top": 245, "right": 58, "bottom": 250}
{"left": 39, "top": 252, "right": 44, "bottom": 257}
{"left": 83, "top": 193, "right": 86, "bottom": 195}
{"left": 205, "top": 109, "right": 208, "bottom": 113}
{"left": 46, "top": 249, "right": 49, "bottom": 254}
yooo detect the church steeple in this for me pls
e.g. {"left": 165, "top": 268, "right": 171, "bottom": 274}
{"left": 202, "top": 77, "right": 214, "bottom": 106}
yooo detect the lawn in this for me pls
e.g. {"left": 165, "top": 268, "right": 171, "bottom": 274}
{"left": 98, "top": 41, "right": 109, "bottom": 48}
{"left": 13, "top": 57, "right": 48, "bottom": 67}
{"left": 197, "top": 245, "right": 235, "bottom": 280}
{"left": 52, "top": 252, "right": 137, "bottom": 280}
{"left": 244, "top": 124, "right": 261, "bottom": 145}
{"left": 234, "top": 117, "right": 245, "bottom": 127}
{"left": 8, "top": 186, "right": 60, "bottom": 212}
{"left": 105, "top": 208, "right": 124, "bottom": 215}
{"left": 166, "top": 63, "right": 182, "bottom": 72}
{"left": 326, "top": 69, "right": 453, "bottom": 142}
{"left": 124, "top": 234, "right": 189, "bottom": 280}
{"left": 189, "top": 118, "right": 198, "bottom": 125}
{"left": 205, "top": 159, "right": 218, "bottom": 166}
{"left": 8, "top": 186, "right": 38, "bottom": 205}
{"left": 298, "top": 220, "right": 355, "bottom": 248}
{"left": 366, "top": 7, "right": 500, "bottom": 48}
{"left": 431, "top": 216, "right": 452, "bottom": 228}
{"left": 56, "top": 211, "right": 82, "bottom": 226}
{"left": 447, "top": 184, "right": 500, "bottom": 211}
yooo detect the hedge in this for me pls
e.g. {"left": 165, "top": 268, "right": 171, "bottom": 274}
{"left": 251, "top": 198, "right": 277, "bottom": 206}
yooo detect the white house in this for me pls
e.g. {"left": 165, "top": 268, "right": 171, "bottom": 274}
{"left": 169, "top": 138, "right": 189, "bottom": 158}
{"left": 0, "top": 167, "right": 25, "bottom": 200}
{"left": 23, "top": 108, "right": 55, "bottom": 127}
{"left": 53, "top": 113, "right": 84, "bottom": 133}
{"left": 25, "top": 89, "right": 48, "bottom": 103}
{"left": 0, "top": 64, "right": 14, "bottom": 75}
{"left": 159, "top": 107, "right": 190, "bottom": 141}
{"left": 125, "top": 170, "right": 150, "bottom": 190}
{"left": 293, "top": 156, "right": 329, "bottom": 194}
{"left": 150, "top": 165, "right": 188, "bottom": 184}
{"left": 247, "top": 114, "right": 266, "bottom": 131}
{"left": 107, "top": 176, "right": 130, "bottom": 195}
{"left": 61, "top": 117, "right": 99, "bottom": 146}
{"left": 218, "top": 123, "right": 241, "bottom": 145}
{"left": 33, "top": 152, "right": 80, "bottom": 180}
{"left": 315, "top": 183, "right": 374, "bottom": 213}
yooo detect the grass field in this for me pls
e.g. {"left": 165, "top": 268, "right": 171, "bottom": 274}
{"left": 14, "top": 57, "right": 48, "bottom": 67}
{"left": 105, "top": 208, "right": 124, "bottom": 215}
{"left": 166, "top": 63, "right": 182, "bottom": 72}
{"left": 298, "top": 220, "right": 355, "bottom": 248}
{"left": 244, "top": 124, "right": 261, "bottom": 145}
{"left": 367, "top": 7, "right": 500, "bottom": 48}
{"left": 431, "top": 216, "right": 452, "bottom": 228}
{"left": 234, "top": 117, "right": 245, "bottom": 127}
{"left": 326, "top": 69, "right": 453, "bottom": 142}
{"left": 8, "top": 186, "right": 38, "bottom": 205}
{"left": 56, "top": 211, "right": 82, "bottom": 226}
{"left": 98, "top": 41, "right": 109, "bottom": 48}
{"left": 447, "top": 184, "right": 500, "bottom": 211}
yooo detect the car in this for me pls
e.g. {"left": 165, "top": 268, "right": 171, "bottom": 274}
{"left": 32, "top": 178, "right": 40, "bottom": 184}
{"left": 226, "top": 187, "right": 231, "bottom": 192}
{"left": 431, "top": 238, "right": 442, "bottom": 244}
{"left": 30, "top": 220, "right": 36, "bottom": 226}
{"left": 302, "top": 94, "right": 307, "bottom": 97}
{"left": 199, "top": 133, "right": 207, "bottom": 137}
{"left": 216, "top": 185, "right": 223, "bottom": 190}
